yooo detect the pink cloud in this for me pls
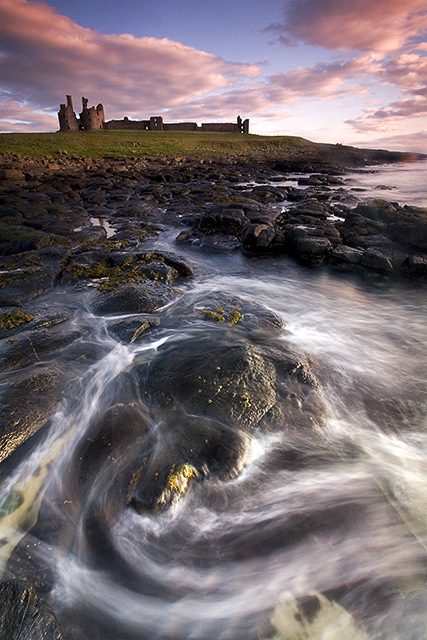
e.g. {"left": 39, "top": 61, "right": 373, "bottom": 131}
{"left": 0, "top": 0, "right": 261, "bottom": 130}
{"left": 0, "top": 98, "right": 56, "bottom": 132}
{"left": 345, "top": 49, "right": 427, "bottom": 135}
{"left": 379, "top": 51, "right": 427, "bottom": 91}
{"left": 268, "top": 0, "right": 427, "bottom": 54}
{"left": 346, "top": 94, "right": 427, "bottom": 133}
{"left": 267, "top": 57, "right": 374, "bottom": 103}
{"left": 164, "top": 87, "right": 290, "bottom": 124}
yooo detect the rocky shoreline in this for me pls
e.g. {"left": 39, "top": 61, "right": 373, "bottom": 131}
{"left": 0, "top": 147, "right": 426, "bottom": 638}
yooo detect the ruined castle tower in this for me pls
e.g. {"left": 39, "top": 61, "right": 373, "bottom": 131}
{"left": 79, "top": 97, "right": 105, "bottom": 131}
{"left": 58, "top": 96, "right": 105, "bottom": 131}
{"left": 58, "top": 95, "right": 79, "bottom": 131}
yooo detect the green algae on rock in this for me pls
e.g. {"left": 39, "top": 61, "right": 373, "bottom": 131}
{"left": 0, "top": 310, "right": 34, "bottom": 332}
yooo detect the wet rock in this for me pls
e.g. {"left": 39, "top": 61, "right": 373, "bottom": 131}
{"left": 402, "top": 254, "right": 427, "bottom": 279}
{"left": 90, "top": 282, "right": 179, "bottom": 315}
{"left": 182, "top": 231, "right": 242, "bottom": 251}
{"left": 354, "top": 199, "right": 398, "bottom": 223}
{"left": 0, "top": 250, "right": 65, "bottom": 307}
{"left": 76, "top": 402, "right": 151, "bottom": 489}
{"left": 128, "top": 414, "right": 250, "bottom": 513}
{"left": 389, "top": 219, "right": 427, "bottom": 252}
{"left": 330, "top": 244, "right": 364, "bottom": 265}
{"left": 129, "top": 293, "right": 326, "bottom": 512}
{"left": 0, "top": 580, "right": 63, "bottom": 640}
{"left": 0, "top": 326, "right": 81, "bottom": 372}
{"left": 361, "top": 247, "right": 393, "bottom": 273}
{"left": 141, "top": 295, "right": 322, "bottom": 433}
{"left": 196, "top": 206, "right": 249, "bottom": 235}
{"left": 0, "top": 364, "right": 66, "bottom": 463}
{"left": 145, "top": 338, "right": 277, "bottom": 429}
{"left": 283, "top": 227, "right": 334, "bottom": 266}
{"left": 163, "top": 292, "right": 285, "bottom": 337}
{"left": 242, "top": 224, "right": 277, "bottom": 251}
{"left": 0, "top": 226, "right": 51, "bottom": 256}
{"left": 152, "top": 250, "right": 194, "bottom": 277}
{"left": 0, "top": 306, "right": 69, "bottom": 338}
{"left": 0, "top": 271, "right": 54, "bottom": 307}
{"left": 107, "top": 315, "right": 160, "bottom": 343}
{"left": 71, "top": 225, "right": 107, "bottom": 245}
{"left": 62, "top": 248, "right": 186, "bottom": 292}
{"left": 248, "top": 185, "right": 287, "bottom": 203}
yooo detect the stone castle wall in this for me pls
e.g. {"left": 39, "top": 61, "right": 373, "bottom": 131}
{"left": 163, "top": 122, "right": 198, "bottom": 132}
{"left": 58, "top": 96, "right": 249, "bottom": 134}
{"left": 103, "top": 118, "right": 150, "bottom": 130}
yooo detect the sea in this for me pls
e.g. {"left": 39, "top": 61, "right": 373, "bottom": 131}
{"left": 0, "top": 159, "right": 426, "bottom": 640}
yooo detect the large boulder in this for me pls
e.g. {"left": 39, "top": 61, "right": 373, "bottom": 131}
{"left": 128, "top": 293, "right": 327, "bottom": 513}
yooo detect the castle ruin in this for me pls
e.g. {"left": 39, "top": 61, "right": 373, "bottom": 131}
{"left": 58, "top": 96, "right": 249, "bottom": 134}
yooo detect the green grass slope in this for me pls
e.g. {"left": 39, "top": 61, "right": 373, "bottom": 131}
{"left": 0, "top": 130, "right": 314, "bottom": 159}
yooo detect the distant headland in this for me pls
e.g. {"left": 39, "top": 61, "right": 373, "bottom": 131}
{"left": 58, "top": 95, "right": 249, "bottom": 134}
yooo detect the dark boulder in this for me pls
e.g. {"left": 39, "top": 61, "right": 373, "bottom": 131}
{"left": 128, "top": 293, "right": 327, "bottom": 512}
{"left": 402, "top": 254, "right": 427, "bottom": 279}
{"left": 330, "top": 244, "right": 363, "bottom": 265}
{"left": 196, "top": 206, "right": 249, "bottom": 235}
{"left": 0, "top": 247, "right": 70, "bottom": 307}
{"left": 0, "top": 580, "right": 63, "bottom": 640}
{"left": 361, "top": 247, "right": 393, "bottom": 273}
{"left": 75, "top": 402, "right": 151, "bottom": 492}
{"left": 107, "top": 315, "right": 160, "bottom": 343}
{"left": 159, "top": 292, "right": 285, "bottom": 339}
{"left": 242, "top": 224, "right": 277, "bottom": 251}
{"left": 248, "top": 185, "right": 287, "bottom": 203}
{"left": 0, "top": 363, "right": 66, "bottom": 464}
{"left": 354, "top": 199, "right": 397, "bottom": 223}
{"left": 0, "top": 326, "right": 81, "bottom": 373}
{"left": 144, "top": 338, "right": 278, "bottom": 429}
{"left": 389, "top": 219, "right": 427, "bottom": 252}
{"left": 128, "top": 414, "right": 250, "bottom": 514}
{"left": 283, "top": 226, "right": 334, "bottom": 266}
{"left": 151, "top": 250, "right": 194, "bottom": 277}
{"left": 90, "top": 282, "right": 179, "bottom": 315}
{"left": 0, "top": 227, "right": 51, "bottom": 256}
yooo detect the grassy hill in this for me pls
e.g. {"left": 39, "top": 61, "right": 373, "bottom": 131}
{"left": 0, "top": 130, "right": 314, "bottom": 159}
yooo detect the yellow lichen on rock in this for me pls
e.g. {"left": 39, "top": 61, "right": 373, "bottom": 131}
{"left": 202, "top": 309, "right": 226, "bottom": 323}
{"left": 166, "top": 464, "right": 195, "bottom": 493}
{"left": 229, "top": 308, "right": 244, "bottom": 325}
{"left": 0, "top": 310, "right": 34, "bottom": 331}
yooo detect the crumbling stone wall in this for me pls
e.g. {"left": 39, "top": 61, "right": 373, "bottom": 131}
{"left": 104, "top": 118, "right": 151, "bottom": 130}
{"left": 163, "top": 122, "right": 198, "bottom": 132}
{"left": 201, "top": 122, "right": 239, "bottom": 133}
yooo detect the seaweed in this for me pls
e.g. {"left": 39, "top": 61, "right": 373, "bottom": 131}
{"left": 0, "top": 309, "right": 34, "bottom": 331}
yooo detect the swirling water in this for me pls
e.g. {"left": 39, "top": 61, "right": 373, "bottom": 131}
{"left": 1, "top": 162, "right": 427, "bottom": 640}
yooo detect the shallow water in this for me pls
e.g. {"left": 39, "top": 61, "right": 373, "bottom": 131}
{"left": 1, "top": 163, "right": 427, "bottom": 640}
{"left": 345, "top": 159, "right": 427, "bottom": 208}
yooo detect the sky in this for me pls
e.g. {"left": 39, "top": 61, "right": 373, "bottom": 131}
{"left": 1, "top": 0, "right": 427, "bottom": 151}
